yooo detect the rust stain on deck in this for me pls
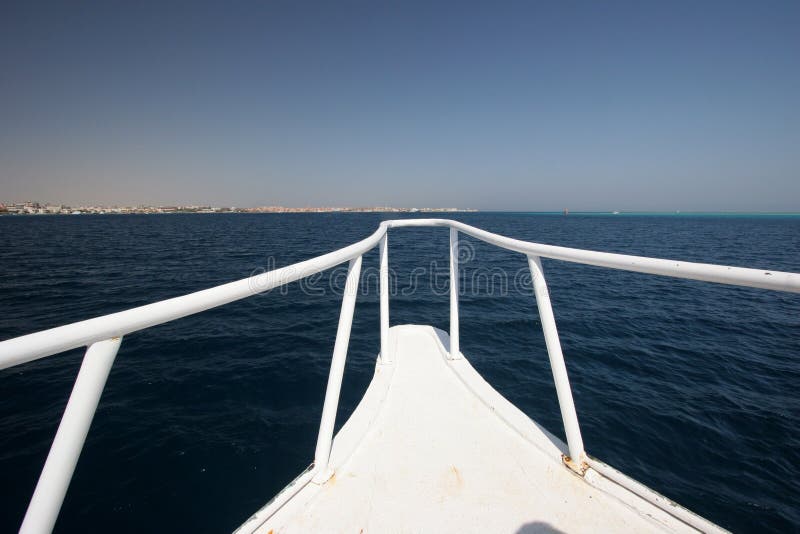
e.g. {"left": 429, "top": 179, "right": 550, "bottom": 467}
{"left": 451, "top": 465, "right": 463, "bottom": 486}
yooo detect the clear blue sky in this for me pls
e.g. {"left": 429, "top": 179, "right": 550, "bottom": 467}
{"left": 1, "top": 0, "right": 798, "bottom": 210}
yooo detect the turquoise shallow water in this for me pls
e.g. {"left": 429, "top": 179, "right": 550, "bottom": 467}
{"left": 0, "top": 213, "right": 798, "bottom": 532}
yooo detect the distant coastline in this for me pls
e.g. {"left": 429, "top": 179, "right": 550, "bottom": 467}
{"left": 1, "top": 203, "right": 797, "bottom": 216}
{"left": 0, "top": 202, "right": 477, "bottom": 215}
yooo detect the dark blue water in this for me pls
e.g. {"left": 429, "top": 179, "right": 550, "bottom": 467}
{"left": 0, "top": 213, "right": 798, "bottom": 533}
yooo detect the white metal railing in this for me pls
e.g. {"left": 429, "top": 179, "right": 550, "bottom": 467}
{"left": 2, "top": 219, "right": 798, "bottom": 533}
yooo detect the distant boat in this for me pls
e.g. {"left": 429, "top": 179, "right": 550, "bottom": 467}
{"left": 612, "top": 211, "right": 620, "bottom": 215}
{"left": 563, "top": 208, "right": 569, "bottom": 215}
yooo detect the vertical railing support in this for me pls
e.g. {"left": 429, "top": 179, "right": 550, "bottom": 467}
{"left": 527, "top": 255, "right": 586, "bottom": 473}
{"left": 379, "top": 234, "right": 391, "bottom": 364}
{"left": 449, "top": 228, "right": 461, "bottom": 359}
{"left": 20, "top": 337, "right": 122, "bottom": 534}
{"left": 312, "top": 255, "right": 363, "bottom": 484}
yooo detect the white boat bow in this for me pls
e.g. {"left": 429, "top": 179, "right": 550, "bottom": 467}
{"left": 3, "top": 219, "right": 797, "bottom": 533}
{"left": 238, "top": 325, "right": 725, "bottom": 534}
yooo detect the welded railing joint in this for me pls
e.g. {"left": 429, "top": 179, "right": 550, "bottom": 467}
{"left": 19, "top": 337, "right": 122, "bottom": 534}
{"left": 527, "top": 255, "right": 587, "bottom": 474}
{"left": 379, "top": 234, "right": 391, "bottom": 364}
{"left": 312, "top": 255, "right": 363, "bottom": 484}
{"left": 449, "top": 228, "right": 462, "bottom": 360}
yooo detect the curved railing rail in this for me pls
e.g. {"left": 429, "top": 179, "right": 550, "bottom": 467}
{"left": 2, "top": 219, "right": 798, "bottom": 533}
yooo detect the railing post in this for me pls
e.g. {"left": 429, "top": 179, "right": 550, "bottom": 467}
{"left": 312, "top": 255, "right": 362, "bottom": 483}
{"left": 379, "top": 234, "right": 391, "bottom": 364}
{"left": 20, "top": 337, "right": 122, "bottom": 534}
{"left": 527, "top": 255, "right": 586, "bottom": 473}
{"left": 449, "top": 227, "right": 462, "bottom": 359}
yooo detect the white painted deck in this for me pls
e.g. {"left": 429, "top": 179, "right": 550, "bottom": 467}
{"left": 242, "top": 325, "right": 725, "bottom": 534}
